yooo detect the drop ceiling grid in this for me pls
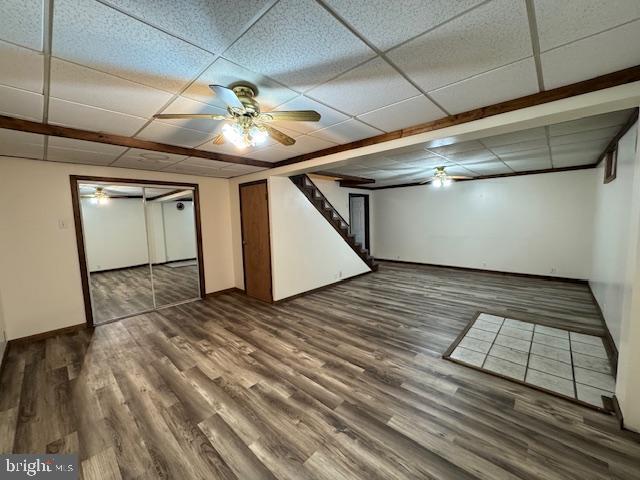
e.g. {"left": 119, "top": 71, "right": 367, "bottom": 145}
{"left": 0, "top": 0, "right": 639, "bottom": 168}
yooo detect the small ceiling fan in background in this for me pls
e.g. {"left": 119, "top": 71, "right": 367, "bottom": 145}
{"left": 421, "top": 166, "right": 470, "bottom": 187}
{"left": 154, "top": 83, "right": 321, "bottom": 149}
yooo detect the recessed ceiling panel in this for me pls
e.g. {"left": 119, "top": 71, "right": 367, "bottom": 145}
{"left": 504, "top": 156, "right": 553, "bottom": 172}
{"left": 324, "top": 0, "right": 484, "bottom": 51}
{"left": 551, "top": 140, "right": 609, "bottom": 168}
{"left": 271, "top": 96, "right": 349, "bottom": 134}
{"left": 482, "top": 127, "right": 547, "bottom": 148}
{"left": 356, "top": 95, "right": 445, "bottom": 132}
{"left": 388, "top": 0, "right": 532, "bottom": 92}
{"left": 0, "top": 84, "right": 43, "bottom": 121}
{"left": 310, "top": 119, "right": 382, "bottom": 144}
{"left": 534, "top": 0, "right": 640, "bottom": 51}
{"left": 47, "top": 137, "right": 128, "bottom": 165}
{"left": 182, "top": 58, "right": 298, "bottom": 112}
{"left": 306, "top": 57, "right": 420, "bottom": 115}
{"left": 549, "top": 110, "right": 632, "bottom": 136}
{"left": 224, "top": 0, "right": 375, "bottom": 92}
{"left": 101, "top": 0, "right": 271, "bottom": 53}
{"left": 550, "top": 126, "right": 621, "bottom": 147}
{"left": 430, "top": 58, "right": 539, "bottom": 114}
{"left": 161, "top": 157, "right": 230, "bottom": 177}
{"left": 112, "top": 148, "right": 187, "bottom": 171}
{"left": 541, "top": 20, "right": 640, "bottom": 89}
{"left": 136, "top": 122, "right": 215, "bottom": 148}
{"left": 0, "top": 0, "right": 44, "bottom": 51}
{"left": 464, "top": 161, "right": 513, "bottom": 175}
{"left": 0, "top": 41, "right": 43, "bottom": 94}
{"left": 49, "top": 59, "right": 173, "bottom": 118}
{"left": 48, "top": 98, "right": 148, "bottom": 136}
{"left": 0, "top": 129, "right": 44, "bottom": 159}
{"left": 52, "top": 0, "right": 215, "bottom": 93}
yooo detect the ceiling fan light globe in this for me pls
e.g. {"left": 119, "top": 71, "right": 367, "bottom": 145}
{"left": 443, "top": 178, "right": 452, "bottom": 187}
{"left": 432, "top": 177, "right": 443, "bottom": 188}
{"left": 222, "top": 123, "right": 245, "bottom": 147}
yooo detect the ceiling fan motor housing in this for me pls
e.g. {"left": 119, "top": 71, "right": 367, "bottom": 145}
{"left": 231, "top": 84, "right": 260, "bottom": 115}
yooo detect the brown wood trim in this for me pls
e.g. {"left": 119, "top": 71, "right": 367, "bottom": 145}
{"left": 275, "top": 66, "right": 640, "bottom": 168}
{"left": 604, "top": 150, "right": 618, "bottom": 184}
{"left": 239, "top": 179, "right": 274, "bottom": 303}
{"left": 442, "top": 311, "right": 612, "bottom": 414}
{"left": 0, "top": 114, "right": 273, "bottom": 168}
{"left": 609, "top": 396, "right": 640, "bottom": 441}
{"left": 587, "top": 282, "right": 619, "bottom": 374}
{"left": 273, "top": 269, "right": 373, "bottom": 304}
{"left": 358, "top": 164, "right": 597, "bottom": 190}
{"left": 376, "top": 259, "right": 588, "bottom": 284}
{"left": 70, "top": 175, "right": 207, "bottom": 325}
{"left": 205, "top": 287, "right": 244, "bottom": 298}
{"left": 8, "top": 323, "right": 88, "bottom": 346}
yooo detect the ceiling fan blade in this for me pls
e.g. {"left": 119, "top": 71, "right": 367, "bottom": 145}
{"left": 260, "top": 110, "right": 321, "bottom": 122}
{"left": 450, "top": 175, "right": 472, "bottom": 179}
{"left": 211, "top": 134, "right": 225, "bottom": 145}
{"left": 154, "top": 113, "right": 227, "bottom": 120}
{"left": 209, "top": 85, "right": 244, "bottom": 110}
{"left": 264, "top": 125, "right": 296, "bottom": 146}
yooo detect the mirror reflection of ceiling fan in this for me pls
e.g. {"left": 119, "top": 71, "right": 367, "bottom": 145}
{"left": 154, "top": 84, "right": 321, "bottom": 149}
{"left": 421, "top": 166, "right": 471, "bottom": 187}
{"left": 81, "top": 186, "right": 110, "bottom": 205}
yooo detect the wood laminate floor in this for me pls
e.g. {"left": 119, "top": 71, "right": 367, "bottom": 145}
{"left": 2, "top": 262, "right": 639, "bottom": 479}
{"left": 90, "top": 264, "right": 200, "bottom": 324}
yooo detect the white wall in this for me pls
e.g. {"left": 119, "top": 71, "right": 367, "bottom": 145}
{"left": 268, "top": 176, "right": 370, "bottom": 301}
{"left": 0, "top": 156, "right": 236, "bottom": 340}
{"left": 590, "top": 121, "right": 639, "bottom": 348}
{"left": 81, "top": 197, "right": 149, "bottom": 271}
{"left": 162, "top": 201, "right": 197, "bottom": 261}
{"left": 373, "top": 169, "right": 596, "bottom": 279}
{"left": 310, "top": 175, "right": 376, "bottom": 254}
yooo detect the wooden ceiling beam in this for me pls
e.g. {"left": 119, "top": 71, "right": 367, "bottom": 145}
{"left": 274, "top": 65, "right": 640, "bottom": 168}
{"left": 0, "top": 115, "right": 273, "bottom": 169}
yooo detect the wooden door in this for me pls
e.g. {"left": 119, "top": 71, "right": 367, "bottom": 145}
{"left": 240, "top": 181, "right": 273, "bottom": 302}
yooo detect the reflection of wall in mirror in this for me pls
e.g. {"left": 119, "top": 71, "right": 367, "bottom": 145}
{"left": 82, "top": 198, "right": 197, "bottom": 272}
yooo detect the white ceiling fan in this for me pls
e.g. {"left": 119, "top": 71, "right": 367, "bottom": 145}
{"left": 420, "top": 166, "right": 470, "bottom": 187}
{"left": 154, "top": 83, "right": 321, "bottom": 149}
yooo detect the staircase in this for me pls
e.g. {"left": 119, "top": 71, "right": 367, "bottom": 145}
{"left": 290, "top": 174, "right": 377, "bottom": 270}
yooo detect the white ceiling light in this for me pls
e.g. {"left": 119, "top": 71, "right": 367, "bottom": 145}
{"left": 90, "top": 187, "right": 110, "bottom": 205}
{"left": 430, "top": 166, "right": 455, "bottom": 188}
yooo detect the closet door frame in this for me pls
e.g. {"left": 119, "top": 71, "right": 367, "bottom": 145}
{"left": 70, "top": 175, "right": 206, "bottom": 327}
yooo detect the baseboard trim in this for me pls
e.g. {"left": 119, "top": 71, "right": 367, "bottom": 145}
{"left": 587, "top": 282, "right": 619, "bottom": 374}
{"left": 375, "top": 258, "right": 588, "bottom": 284}
{"left": 205, "top": 287, "right": 244, "bottom": 298}
{"left": 273, "top": 270, "right": 373, "bottom": 305}
{"left": 8, "top": 323, "right": 89, "bottom": 346}
{"left": 611, "top": 396, "right": 640, "bottom": 441}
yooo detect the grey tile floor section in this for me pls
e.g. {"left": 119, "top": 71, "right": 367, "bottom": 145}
{"left": 449, "top": 313, "right": 616, "bottom": 408}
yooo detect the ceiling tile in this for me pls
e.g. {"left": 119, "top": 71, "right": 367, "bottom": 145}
{"left": 48, "top": 98, "right": 148, "bottom": 136}
{"left": 271, "top": 96, "right": 349, "bottom": 134}
{"left": 286, "top": 135, "right": 337, "bottom": 156}
{"left": 357, "top": 95, "right": 445, "bottom": 132}
{"left": 224, "top": 0, "right": 375, "bottom": 92}
{"left": 444, "top": 149, "right": 498, "bottom": 165}
{"left": 49, "top": 59, "right": 173, "bottom": 118}
{"left": 219, "top": 163, "right": 266, "bottom": 176}
{"left": 161, "top": 158, "right": 230, "bottom": 177}
{"left": 182, "top": 58, "right": 298, "bottom": 112}
{"left": 137, "top": 122, "right": 215, "bottom": 148}
{"left": 0, "top": 40, "right": 43, "bottom": 93}
{"left": 324, "top": 0, "right": 484, "bottom": 51}
{"left": 463, "top": 161, "right": 513, "bottom": 175}
{"left": 388, "top": 0, "right": 532, "bottom": 91}
{"left": 247, "top": 145, "right": 292, "bottom": 162}
{"left": 159, "top": 96, "right": 227, "bottom": 133}
{"left": 541, "top": 20, "right": 640, "bottom": 89}
{"left": 427, "top": 140, "right": 485, "bottom": 156}
{"left": 429, "top": 58, "right": 539, "bottom": 114}
{"left": 0, "top": 84, "right": 43, "bottom": 121}
{"left": 489, "top": 138, "right": 549, "bottom": 155}
{"left": 498, "top": 147, "right": 551, "bottom": 163}
{"left": 441, "top": 165, "right": 475, "bottom": 177}
{"left": 306, "top": 57, "right": 420, "bottom": 115}
{"left": 111, "top": 149, "right": 186, "bottom": 171}
{"left": 549, "top": 110, "right": 632, "bottom": 136}
{"left": 481, "top": 127, "right": 547, "bottom": 148}
{"left": 101, "top": 0, "right": 271, "bottom": 53}
{"left": 0, "top": 0, "right": 43, "bottom": 50}
{"left": 310, "top": 119, "right": 382, "bottom": 144}
{"left": 534, "top": 0, "right": 640, "bottom": 51}
{"left": 0, "top": 129, "right": 44, "bottom": 159}
{"left": 551, "top": 139, "right": 609, "bottom": 167}
{"left": 550, "top": 126, "right": 621, "bottom": 147}
{"left": 52, "top": 0, "right": 215, "bottom": 93}
{"left": 503, "top": 157, "right": 553, "bottom": 172}
{"left": 47, "top": 137, "right": 127, "bottom": 165}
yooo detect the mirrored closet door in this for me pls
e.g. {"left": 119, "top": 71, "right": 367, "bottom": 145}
{"left": 75, "top": 179, "right": 202, "bottom": 325}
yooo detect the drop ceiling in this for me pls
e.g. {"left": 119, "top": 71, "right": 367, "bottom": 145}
{"left": 0, "top": 0, "right": 639, "bottom": 175}
{"left": 321, "top": 109, "right": 636, "bottom": 187}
